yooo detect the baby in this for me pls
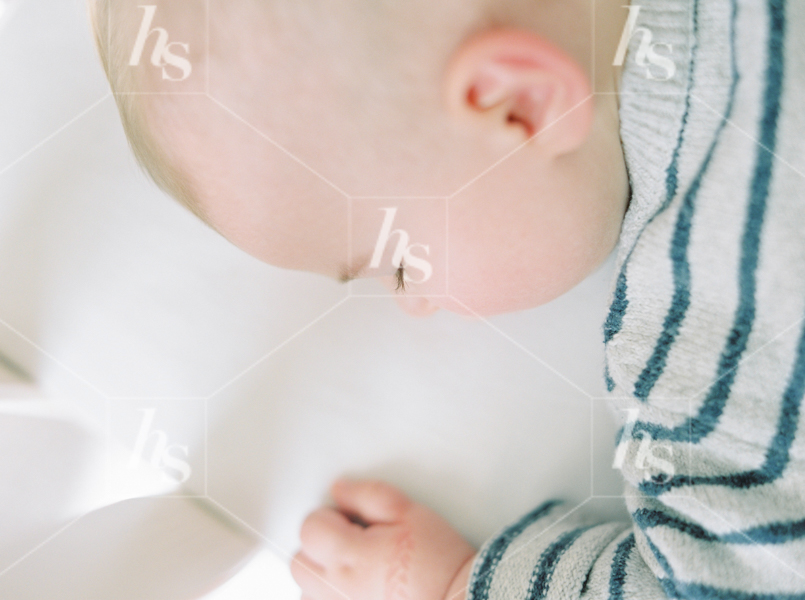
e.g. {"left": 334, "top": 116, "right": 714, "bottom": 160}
{"left": 88, "top": 1, "right": 805, "bottom": 599}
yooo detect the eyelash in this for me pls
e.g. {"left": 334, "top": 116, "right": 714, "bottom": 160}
{"left": 395, "top": 265, "right": 406, "bottom": 293}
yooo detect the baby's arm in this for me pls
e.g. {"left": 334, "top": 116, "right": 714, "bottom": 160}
{"left": 295, "top": 402, "right": 805, "bottom": 600}
{"left": 292, "top": 479, "right": 475, "bottom": 600}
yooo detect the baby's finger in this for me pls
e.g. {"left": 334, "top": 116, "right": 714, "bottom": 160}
{"left": 330, "top": 478, "right": 412, "bottom": 524}
{"left": 290, "top": 552, "right": 341, "bottom": 600}
{"left": 299, "top": 507, "right": 357, "bottom": 565}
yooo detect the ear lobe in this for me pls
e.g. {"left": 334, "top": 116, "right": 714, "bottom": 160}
{"left": 445, "top": 28, "right": 593, "bottom": 156}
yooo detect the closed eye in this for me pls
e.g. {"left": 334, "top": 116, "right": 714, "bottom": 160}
{"left": 395, "top": 264, "right": 406, "bottom": 293}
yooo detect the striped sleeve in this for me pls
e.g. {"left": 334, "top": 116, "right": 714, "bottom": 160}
{"left": 466, "top": 0, "right": 805, "bottom": 597}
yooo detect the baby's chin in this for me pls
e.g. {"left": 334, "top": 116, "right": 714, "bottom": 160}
{"left": 438, "top": 263, "right": 598, "bottom": 317}
{"left": 431, "top": 287, "right": 561, "bottom": 319}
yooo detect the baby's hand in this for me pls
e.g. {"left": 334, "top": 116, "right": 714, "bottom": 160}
{"left": 291, "top": 479, "right": 476, "bottom": 600}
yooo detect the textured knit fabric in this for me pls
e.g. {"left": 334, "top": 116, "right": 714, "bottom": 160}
{"left": 465, "top": 0, "right": 805, "bottom": 598}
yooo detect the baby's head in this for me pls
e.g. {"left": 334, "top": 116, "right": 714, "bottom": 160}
{"left": 89, "top": 0, "right": 630, "bottom": 317}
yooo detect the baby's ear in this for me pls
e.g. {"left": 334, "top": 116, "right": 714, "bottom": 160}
{"left": 444, "top": 28, "right": 593, "bottom": 156}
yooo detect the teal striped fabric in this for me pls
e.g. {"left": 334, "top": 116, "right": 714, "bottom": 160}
{"left": 467, "top": 0, "right": 805, "bottom": 597}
